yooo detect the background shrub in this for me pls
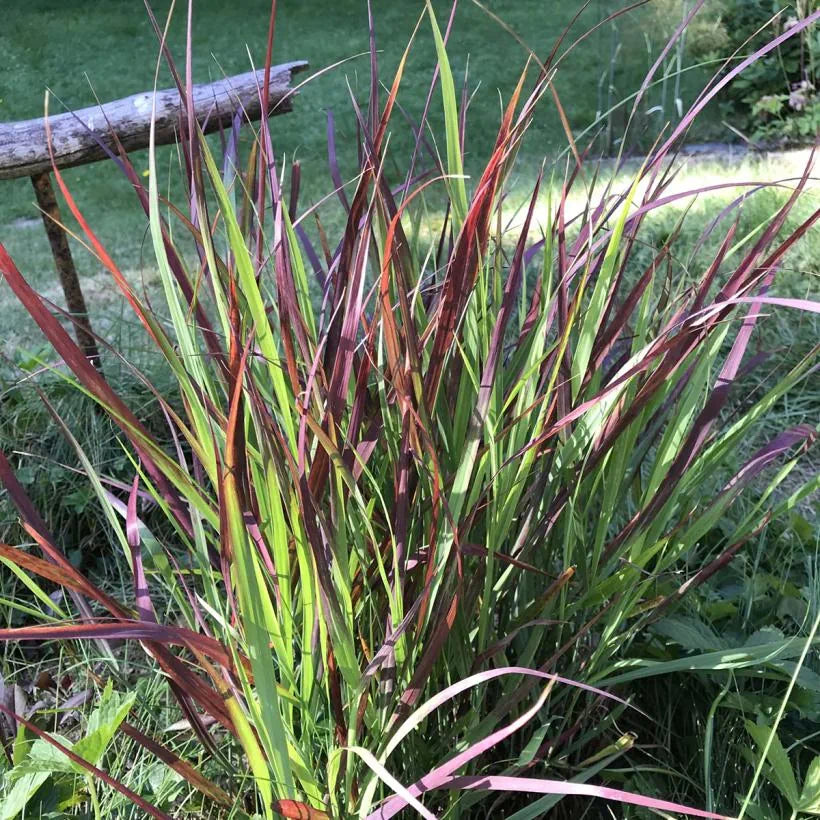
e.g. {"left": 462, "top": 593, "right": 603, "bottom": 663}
{"left": 718, "top": 0, "right": 818, "bottom": 145}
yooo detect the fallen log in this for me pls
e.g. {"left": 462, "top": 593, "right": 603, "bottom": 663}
{"left": 0, "top": 60, "right": 308, "bottom": 180}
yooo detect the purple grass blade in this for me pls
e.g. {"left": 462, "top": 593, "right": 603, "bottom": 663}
{"left": 692, "top": 295, "right": 820, "bottom": 319}
{"left": 326, "top": 110, "right": 351, "bottom": 212}
{"left": 128, "top": 473, "right": 157, "bottom": 623}
{"left": 391, "top": 664, "right": 644, "bottom": 740}
{"left": 723, "top": 425, "right": 817, "bottom": 494}
{"left": 398, "top": 774, "right": 732, "bottom": 819}
{"left": 373, "top": 682, "right": 556, "bottom": 819}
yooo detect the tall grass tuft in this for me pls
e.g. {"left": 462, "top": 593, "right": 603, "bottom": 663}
{"left": 0, "top": 2, "right": 818, "bottom": 817}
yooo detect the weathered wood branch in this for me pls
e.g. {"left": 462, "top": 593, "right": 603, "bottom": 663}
{"left": 0, "top": 61, "right": 308, "bottom": 180}
{"left": 30, "top": 172, "right": 102, "bottom": 368}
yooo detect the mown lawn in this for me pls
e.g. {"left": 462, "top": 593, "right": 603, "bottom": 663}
{"left": 0, "top": 0, "right": 719, "bottom": 292}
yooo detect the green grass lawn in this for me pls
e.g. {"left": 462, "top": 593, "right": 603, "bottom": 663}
{"left": 0, "top": 0, "right": 720, "bottom": 306}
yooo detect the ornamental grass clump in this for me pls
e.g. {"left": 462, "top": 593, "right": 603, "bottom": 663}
{"left": 0, "top": 1, "right": 818, "bottom": 818}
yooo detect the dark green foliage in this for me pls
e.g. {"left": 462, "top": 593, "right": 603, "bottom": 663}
{"left": 718, "top": 0, "right": 818, "bottom": 145}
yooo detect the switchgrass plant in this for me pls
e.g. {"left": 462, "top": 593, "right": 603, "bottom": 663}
{"left": 0, "top": 2, "right": 818, "bottom": 817}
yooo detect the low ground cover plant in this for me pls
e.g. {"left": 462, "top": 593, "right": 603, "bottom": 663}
{"left": 0, "top": 2, "right": 818, "bottom": 817}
